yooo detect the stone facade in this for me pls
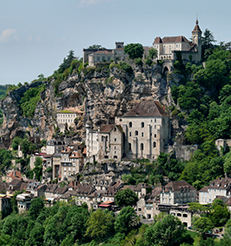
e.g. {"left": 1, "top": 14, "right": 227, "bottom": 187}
{"left": 83, "top": 42, "right": 129, "bottom": 66}
{"left": 199, "top": 177, "right": 231, "bottom": 204}
{"left": 153, "top": 20, "right": 202, "bottom": 63}
{"left": 116, "top": 100, "right": 170, "bottom": 159}
{"left": 160, "top": 180, "right": 197, "bottom": 205}
{"left": 86, "top": 122, "right": 124, "bottom": 162}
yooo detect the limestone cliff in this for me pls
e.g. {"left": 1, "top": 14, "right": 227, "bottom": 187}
{"left": 0, "top": 63, "right": 184, "bottom": 148}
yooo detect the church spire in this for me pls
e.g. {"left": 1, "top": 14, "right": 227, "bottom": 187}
{"left": 192, "top": 19, "right": 202, "bottom": 34}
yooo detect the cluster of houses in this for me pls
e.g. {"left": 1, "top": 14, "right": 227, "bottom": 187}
{"left": 1, "top": 169, "right": 231, "bottom": 228}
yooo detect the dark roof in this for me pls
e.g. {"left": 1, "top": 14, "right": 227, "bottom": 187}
{"left": 192, "top": 20, "right": 202, "bottom": 33}
{"left": 123, "top": 100, "right": 168, "bottom": 117}
{"left": 164, "top": 180, "right": 196, "bottom": 192}
{"left": 208, "top": 177, "right": 231, "bottom": 190}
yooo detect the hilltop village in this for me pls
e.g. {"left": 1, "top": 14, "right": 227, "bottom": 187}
{"left": 1, "top": 19, "right": 231, "bottom": 244}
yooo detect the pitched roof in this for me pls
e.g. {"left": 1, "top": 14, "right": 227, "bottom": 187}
{"left": 123, "top": 100, "right": 168, "bottom": 117}
{"left": 164, "top": 180, "right": 196, "bottom": 192}
{"left": 199, "top": 186, "right": 209, "bottom": 192}
{"left": 162, "top": 36, "right": 190, "bottom": 43}
{"left": 100, "top": 124, "right": 123, "bottom": 134}
{"left": 192, "top": 20, "right": 202, "bottom": 33}
{"left": 208, "top": 177, "right": 231, "bottom": 190}
{"left": 7, "top": 171, "right": 22, "bottom": 180}
{"left": 153, "top": 37, "right": 162, "bottom": 44}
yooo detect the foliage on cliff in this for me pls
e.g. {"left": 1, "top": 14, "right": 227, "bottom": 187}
{"left": 19, "top": 84, "right": 46, "bottom": 118}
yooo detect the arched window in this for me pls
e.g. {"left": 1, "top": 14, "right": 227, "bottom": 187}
{"left": 153, "top": 142, "right": 156, "bottom": 148}
{"left": 129, "top": 132, "right": 132, "bottom": 137}
{"left": 140, "top": 143, "right": 144, "bottom": 151}
{"left": 135, "top": 131, "right": 138, "bottom": 136}
{"left": 129, "top": 122, "right": 132, "bottom": 128}
{"left": 154, "top": 134, "right": 157, "bottom": 138}
{"left": 141, "top": 122, "right": 144, "bottom": 128}
{"left": 142, "top": 132, "right": 144, "bottom": 137}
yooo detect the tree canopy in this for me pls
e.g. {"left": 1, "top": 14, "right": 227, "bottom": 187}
{"left": 124, "top": 43, "right": 144, "bottom": 59}
{"left": 115, "top": 188, "right": 138, "bottom": 207}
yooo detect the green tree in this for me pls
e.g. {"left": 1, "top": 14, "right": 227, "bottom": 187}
{"left": 193, "top": 217, "right": 214, "bottom": 237}
{"left": 148, "top": 48, "right": 157, "bottom": 59}
{"left": 124, "top": 43, "right": 144, "bottom": 59}
{"left": 11, "top": 137, "right": 23, "bottom": 150}
{"left": 25, "top": 222, "right": 44, "bottom": 246}
{"left": 114, "top": 206, "right": 140, "bottom": 234}
{"left": 85, "top": 209, "right": 115, "bottom": 241}
{"left": 115, "top": 188, "right": 138, "bottom": 207}
{"left": 201, "top": 29, "right": 216, "bottom": 60}
{"left": 29, "top": 197, "right": 44, "bottom": 220}
{"left": 144, "top": 214, "right": 186, "bottom": 246}
{"left": 33, "top": 157, "right": 43, "bottom": 181}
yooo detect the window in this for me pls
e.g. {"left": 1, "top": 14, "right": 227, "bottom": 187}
{"left": 114, "top": 146, "right": 116, "bottom": 149}
{"left": 135, "top": 131, "right": 138, "bottom": 136}
{"left": 114, "top": 127, "right": 116, "bottom": 131}
{"left": 155, "top": 119, "right": 156, "bottom": 123}
{"left": 153, "top": 142, "right": 156, "bottom": 148}
{"left": 114, "top": 138, "right": 117, "bottom": 142}
{"left": 142, "top": 132, "right": 144, "bottom": 137}
{"left": 154, "top": 125, "right": 156, "bottom": 129}
{"left": 141, "top": 122, "right": 144, "bottom": 128}
{"left": 129, "top": 143, "right": 131, "bottom": 150}
{"left": 129, "top": 132, "right": 131, "bottom": 137}
{"left": 140, "top": 143, "right": 144, "bottom": 151}
{"left": 154, "top": 134, "right": 157, "bottom": 138}
{"left": 114, "top": 151, "right": 116, "bottom": 154}
{"left": 129, "top": 122, "right": 132, "bottom": 128}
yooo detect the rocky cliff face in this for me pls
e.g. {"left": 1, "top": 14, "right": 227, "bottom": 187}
{"left": 0, "top": 63, "right": 184, "bottom": 148}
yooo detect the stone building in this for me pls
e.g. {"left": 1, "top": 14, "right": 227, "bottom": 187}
{"left": 16, "top": 193, "right": 32, "bottom": 213}
{"left": 160, "top": 180, "right": 197, "bottom": 205}
{"left": 86, "top": 121, "right": 124, "bottom": 162}
{"left": 199, "top": 177, "right": 231, "bottom": 204}
{"left": 56, "top": 107, "right": 83, "bottom": 132}
{"left": 153, "top": 20, "right": 202, "bottom": 63}
{"left": 83, "top": 42, "right": 128, "bottom": 66}
{"left": 116, "top": 100, "right": 170, "bottom": 159}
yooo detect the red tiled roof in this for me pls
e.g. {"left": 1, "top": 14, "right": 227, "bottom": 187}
{"left": 95, "top": 50, "right": 113, "bottom": 54}
{"left": 162, "top": 36, "right": 190, "bottom": 43}
{"left": 153, "top": 37, "right": 162, "bottom": 44}
{"left": 7, "top": 171, "right": 22, "bottom": 180}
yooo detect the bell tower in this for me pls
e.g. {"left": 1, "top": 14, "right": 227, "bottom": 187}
{"left": 192, "top": 19, "right": 202, "bottom": 61}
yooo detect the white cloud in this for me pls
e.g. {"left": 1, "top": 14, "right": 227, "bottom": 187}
{"left": 0, "top": 29, "right": 18, "bottom": 43}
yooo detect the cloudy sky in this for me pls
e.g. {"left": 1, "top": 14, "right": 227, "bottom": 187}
{"left": 0, "top": 0, "right": 230, "bottom": 85}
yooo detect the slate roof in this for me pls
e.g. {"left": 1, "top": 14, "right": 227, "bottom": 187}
{"left": 164, "top": 180, "right": 196, "bottom": 192}
{"left": 123, "top": 100, "right": 168, "bottom": 117}
{"left": 208, "top": 177, "right": 231, "bottom": 190}
{"left": 199, "top": 186, "right": 209, "bottom": 192}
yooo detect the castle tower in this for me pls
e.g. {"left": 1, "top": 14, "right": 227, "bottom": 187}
{"left": 192, "top": 19, "right": 202, "bottom": 61}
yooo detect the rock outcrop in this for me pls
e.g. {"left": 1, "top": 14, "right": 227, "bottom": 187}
{"left": 0, "top": 62, "right": 185, "bottom": 148}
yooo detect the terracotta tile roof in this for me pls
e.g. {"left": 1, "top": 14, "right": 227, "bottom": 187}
{"left": 7, "top": 171, "right": 22, "bottom": 180}
{"left": 95, "top": 50, "right": 113, "bottom": 54}
{"left": 143, "top": 46, "right": 152, "bottom": 50}
{"left": 55, "top": 187, "right": 68, "bottom": 194}
{"left": 45, "top": 184, "right": 58, "bottom": 193}
{"left": 153, "top": 37, "right": 162, "bottom": 44}
{"left": 100, "top": 124, "right": 115, "bottom": 133}
{"left": 123, "top": 100, "right": 168, "bottom": 117}
{"left": 162, "top": 36, "right": 190, "bottom": 43}
{"left": 69, "top": 151, "right": 81, "bottom": 158}
{"left": 164, "top": 180, "right": 196, "bottom": 192}
{"left": 199, "top": 186, "right": 209, "bottom": 192}
{"left": 61, "top": 147, "right": 71, "bottom": 153}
